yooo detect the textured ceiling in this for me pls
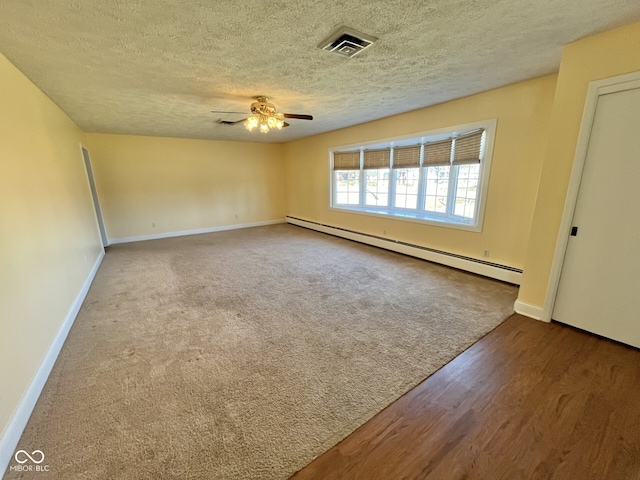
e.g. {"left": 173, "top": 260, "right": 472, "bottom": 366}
{"left": 1, "top": 1, "right": 640, "bottom": 143}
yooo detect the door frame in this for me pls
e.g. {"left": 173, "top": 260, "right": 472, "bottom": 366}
{"left": 80, "top": 144, "right": 109, "bottom": 247}
{"left": 542, "top": 71, "right": 640, "bottom": 322}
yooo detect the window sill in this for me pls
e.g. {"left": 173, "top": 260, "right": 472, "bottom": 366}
{"left": 329, "top": 206, "right": 483, "bottom": 232}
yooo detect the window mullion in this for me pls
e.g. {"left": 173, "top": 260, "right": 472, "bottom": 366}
{"left": 417, "top": 144, "right": 427, "bottom": 212}
{"left": 447, "top": 166, "right": 459, "bottom": 218}
{"left": 359, "top": 150, "right": 365, "bottom": 207}
{"left": 389, "top": 148, "right": 396, "bottom": 208}
{"left": 446, "top": 139, "right": 457, "bottom": 217}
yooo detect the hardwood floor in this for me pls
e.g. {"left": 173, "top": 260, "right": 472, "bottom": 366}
{"left": 290, "top": 314, "right": 640, "bottom": 480}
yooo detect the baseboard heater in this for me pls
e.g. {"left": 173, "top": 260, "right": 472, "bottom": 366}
{"left": 285, "top": 216, "right": 522, "bottom": 285}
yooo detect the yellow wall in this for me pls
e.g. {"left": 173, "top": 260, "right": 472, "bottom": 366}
{"left": 518, "top": 21, "right": 640, "bottom": 309}
{"left": 284, "top": 75, "right": 557, "bottom": 269}
{"left": 84, "top": 134, "right": 286, "bottom": 240}
{"left": 0, "top": 54, "right": 103, "bottom": 436}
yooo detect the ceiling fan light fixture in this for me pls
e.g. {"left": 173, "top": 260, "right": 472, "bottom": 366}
{"left": 259, "top": 121, "right": 269, "bottom": 133}
{"left": 245, "top": 116, "right": 259, "bottom": 131}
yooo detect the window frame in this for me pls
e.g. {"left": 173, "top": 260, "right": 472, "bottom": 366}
{"left": 329, "top": 119, "right": 496, "bottom": 232}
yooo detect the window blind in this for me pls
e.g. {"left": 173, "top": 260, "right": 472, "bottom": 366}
{"left": 392, "top": 145, "right": 421, "bottom": 169}
{"left": 333, "top": 151, "right": 360, "bottom": 170}
{"left": 423, "top": 139, "right": 452, "bottom": 167}
{"left": 453, "top": 130, "right": 483, "bottom": 165}
{"left": 363, "top": 149, "right": 391, "bottom": 169}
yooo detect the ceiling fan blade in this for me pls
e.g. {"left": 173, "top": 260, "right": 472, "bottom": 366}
{"left": 211, "top": 110, "right": 248, "bottom": 115}
{"left": 282, "top": 113, "right": 313, "bottom": 120}
{"left": 218, "top": 118, "right": 247, "bottom": 125}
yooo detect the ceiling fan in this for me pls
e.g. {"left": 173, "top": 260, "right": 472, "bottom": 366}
{"left": 212, "top": 96, "right": 313, "bottom": 133}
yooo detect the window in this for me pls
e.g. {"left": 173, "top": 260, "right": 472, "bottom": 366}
{"left": 364, "top": 149, "right": 390, "bottom": 207}
{"left": 330, "top": 120, "right": 495, "bottom": 231}
{"left": 393, "top": 145, "right": 420, "bottom": 210}
{"left": 454, "top": 164, "right": 480, "bottom": 219}
{"left": 333, "top": 151, "right": 360, "bottom": 205}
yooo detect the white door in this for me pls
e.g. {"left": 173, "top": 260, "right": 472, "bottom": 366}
{"left": 552, "top": 84, "right": 640, "bottom": 348}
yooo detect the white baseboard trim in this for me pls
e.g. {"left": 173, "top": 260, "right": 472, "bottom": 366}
{"left": 286, "top": 216, "right": 522, "bottom": 285}
{"left": 514, "top": 299, "right": 546, "bottom": 321}
{"left": 108, "top": 219, "right": 286, "bottom": 245}
{"left": 0, "top": 250, "right": 105, "bottom": 475}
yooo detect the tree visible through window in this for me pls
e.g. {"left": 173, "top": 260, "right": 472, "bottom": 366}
{"left": 365, "top": 169, "right": 389, "bottom": 206}
{"left": 424, "top": 165, "right": 450, "bottom": 214}
{"left": 335, "top": 170, "right": 360, "bottom": 205}
{"left": 454, "top": 164, "right": 480, "bottom": 219}
{"left": 394, "top": 168, "right": 419, "bottom": 209}
{"left": 333, "top": 151, "right": 361, "bottom": 205}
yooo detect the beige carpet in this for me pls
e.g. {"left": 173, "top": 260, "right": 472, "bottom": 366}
{"left": 5, "top": 224, "right": 517, "bottom": 479}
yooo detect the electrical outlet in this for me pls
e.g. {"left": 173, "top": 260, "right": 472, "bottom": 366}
{"left": 483, "top": 250, "right": 490, "bottom": 258}
{"left": 235, "top": 214, "right": 238, "bottom": 219}
{"left": 383, "top": 230, "right": 387, "bottom": 235}
{"left": 152, "top": 222, "right": 156, "bottom": 228}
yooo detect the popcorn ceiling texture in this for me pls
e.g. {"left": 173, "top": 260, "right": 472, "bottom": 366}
{"left": 0, "top": 0, "right": 639, "bottom": 143}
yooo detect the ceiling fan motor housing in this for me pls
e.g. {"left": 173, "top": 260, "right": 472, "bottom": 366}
{"left": 250, "top": 97, "right": 281, "bottom": 117}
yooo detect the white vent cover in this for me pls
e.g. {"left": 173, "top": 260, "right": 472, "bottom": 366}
{"left": 317, "top": 26, "right": 378, "bottom": 58}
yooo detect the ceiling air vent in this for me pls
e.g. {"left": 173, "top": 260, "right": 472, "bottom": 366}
{"left": 317, "top": 26, "right": 378, "bottom": 58}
